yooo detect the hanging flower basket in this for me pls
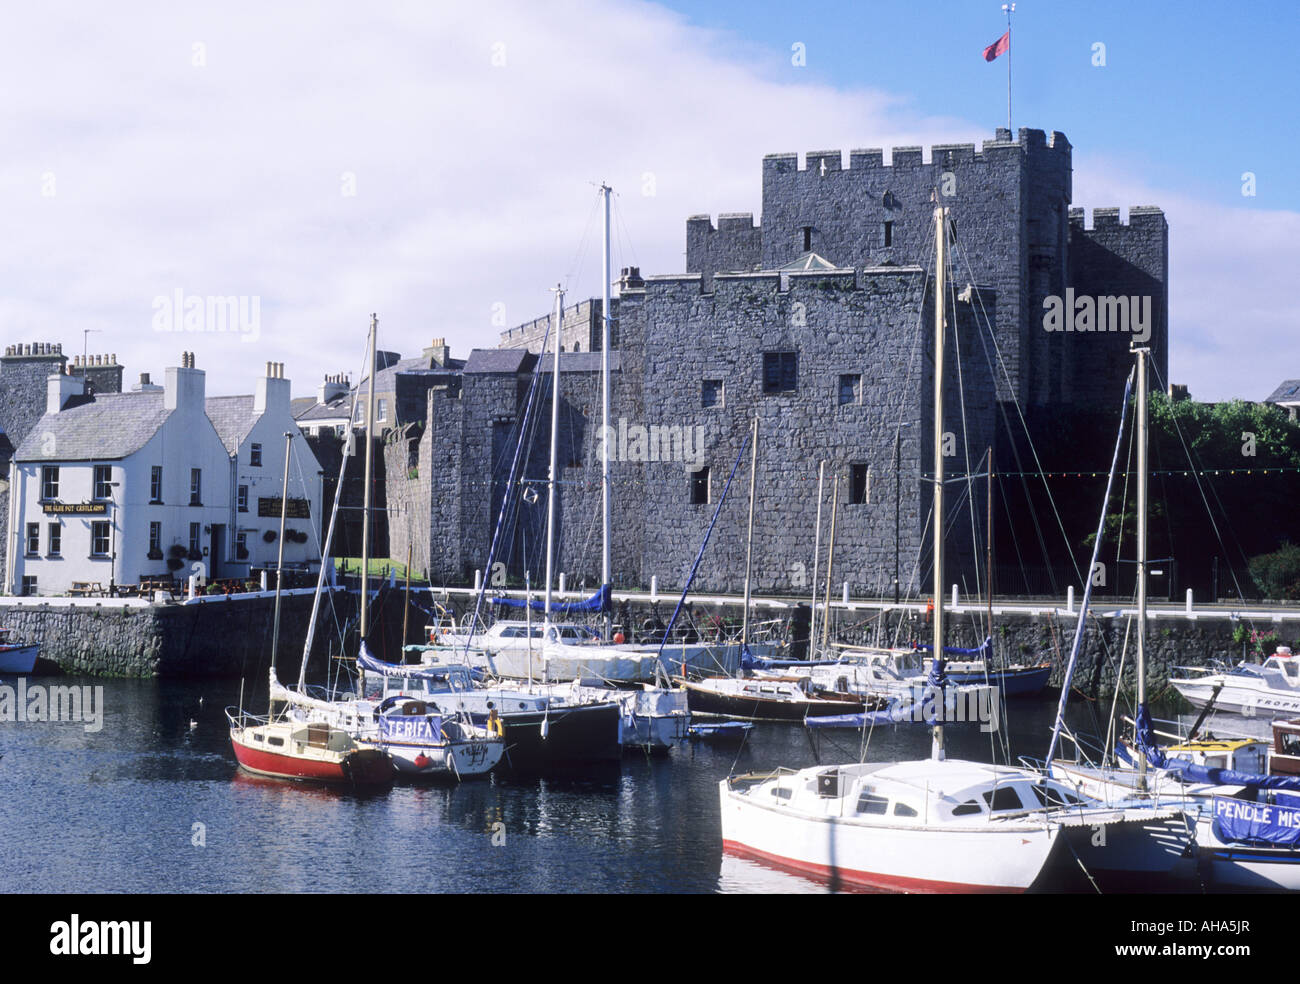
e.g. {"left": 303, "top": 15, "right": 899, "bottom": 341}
{"left": 263, "top": 530, "right": 277, "bottom": 543}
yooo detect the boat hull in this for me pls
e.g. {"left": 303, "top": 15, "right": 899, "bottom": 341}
{"left": 1171, "top": 677, "right": 1300, "bottom": 717}
{"left": 685, "top": 682, "right": 865, "bottom": 722}
{"left": 719, "top": 780, "right": 1054, "bottom": 893}
{"left": 232, "top": 737, "right": 393, "bottom": 786}
{"left": 474, "top": 703, "right": 622, "bottom": 770}
{"left": 375, "top": 738, "right": 505, "bottom": 778}
{"left": 0, "top": 644, "right": 39, "bottom": 674}
{"left": 943, "top": 664, "right": 1051, "bottom": 697}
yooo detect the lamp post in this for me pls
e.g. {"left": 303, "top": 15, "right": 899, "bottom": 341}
{"left": 108, "top": 479, "right": 121, "bottom": 596}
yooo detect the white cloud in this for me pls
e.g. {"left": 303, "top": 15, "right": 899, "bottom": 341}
{"left": 0, "top": 1, "right": 1285, "bottom": 406}
{"left": 0, "top": 0, "right": 976, "bottom": 394}
{"left": 1075, "top": 157, "right": 1299, "bottom": 403}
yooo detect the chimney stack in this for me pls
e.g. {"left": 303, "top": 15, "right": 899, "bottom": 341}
{"left": 165, "top": 352, "right": 205, "bottom": 411}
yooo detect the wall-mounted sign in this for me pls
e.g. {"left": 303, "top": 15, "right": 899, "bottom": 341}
{"left": 257, "top": 497, "right": 311, "bottom": 519}
{"left": 43, "top": 501, "right": 108, "bottom": 515}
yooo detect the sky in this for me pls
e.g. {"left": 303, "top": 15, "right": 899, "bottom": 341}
{"left": 1, "top": 0, "right": 1294, "bottom": 403}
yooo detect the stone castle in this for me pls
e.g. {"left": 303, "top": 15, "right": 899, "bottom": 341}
{"left": 0, "top": 126, "right": 1169, "bottom": 601}
{"left": 384, "top": 126, "right": 1169, "bottom": 598}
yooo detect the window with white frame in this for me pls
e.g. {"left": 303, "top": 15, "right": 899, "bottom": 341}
{"left": 91, "top": 521, "right": 110, "bottom": 557}
{"left": 41, "top": 466, "right": 59, "bottom": 501}
{"left": 47, "top": 523, "right": 61, "bottom": 556}
{"left": 93, "top": 464, "right": 112, "bottom": 500}
{"left": 25, "top": 523, "right": 39, "bottom": 555}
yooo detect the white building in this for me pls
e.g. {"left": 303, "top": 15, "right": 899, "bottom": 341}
{"left": 4, "top": 354, "right": 323, "bottom": 596}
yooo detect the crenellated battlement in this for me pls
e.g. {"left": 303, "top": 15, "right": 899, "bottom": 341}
{"left": 647, "top": 265, "right": 932, "bottom": 299}
{"left": 763, "top": 127, "right": 1069, "bottom": 177}
{"left": 1068, "top": 205, "right": 1167, "bottom": 231}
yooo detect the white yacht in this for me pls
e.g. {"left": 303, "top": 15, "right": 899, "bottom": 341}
{"left": 1170, "top": 648, "right": 1300, "bottom": 717}
{"left": 720, "top": 758, "right": 1186, "bottom": 893}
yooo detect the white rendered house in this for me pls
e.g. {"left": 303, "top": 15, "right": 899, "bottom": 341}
{"left": 5, "top": 355, "right": 322, "bottom": 596}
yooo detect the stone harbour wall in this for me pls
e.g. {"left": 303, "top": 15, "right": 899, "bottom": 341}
{"left": 0, "top": 591, "right": 354, "bottom": 678}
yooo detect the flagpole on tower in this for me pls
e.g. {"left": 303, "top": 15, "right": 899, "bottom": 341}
{"left": 1003, "top": 2, "right": 1014, "bottom": 132}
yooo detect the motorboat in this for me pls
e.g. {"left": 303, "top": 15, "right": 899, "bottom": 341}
{"left": 1170, "top": 648, "right": 1300, "bottom": 718}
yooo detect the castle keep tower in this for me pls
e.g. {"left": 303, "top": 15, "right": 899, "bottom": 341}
{"left": 686, "top": 127, "right": 1167, "bottom": 415}
{"left": 402, "top": 126, "right": 1168, "bottom": 598}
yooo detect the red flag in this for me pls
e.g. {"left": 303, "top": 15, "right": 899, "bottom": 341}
{"left": 983, "top": 31, "right": 1009, "bottom": 61}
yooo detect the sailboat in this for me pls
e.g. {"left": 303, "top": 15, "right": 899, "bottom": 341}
{"left": 1044, "top": 345, "right": 1300, "bottom": 889}
{"left": 459, "top": 186, "right": 690, "bottom": 751}
{"left": 719, "top": 202, "right": 1183, "bottom": 892}
{"left": 266, "top": 315, "right": 505, "bottom": 780}
{"left": 226, "top": 431, "right": 395, "bottom": 787}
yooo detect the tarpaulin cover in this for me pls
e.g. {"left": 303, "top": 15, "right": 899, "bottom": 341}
{"left": 492, "top": 584, "right": 611, "bottom": 615}
{"left": 1135, "top": 703, "right": 1300, "bottom": 792}
{"left": 1211, "top": 796, "right": 1300, "bottom": 847}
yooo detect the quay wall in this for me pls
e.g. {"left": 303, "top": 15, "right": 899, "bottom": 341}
{"left": 0, "top": 591, "right": 358, "bottom": 679}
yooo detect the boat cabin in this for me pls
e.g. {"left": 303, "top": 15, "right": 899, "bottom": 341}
{"left": 1272, "top": 719, "right": 1300, "bottom": 776}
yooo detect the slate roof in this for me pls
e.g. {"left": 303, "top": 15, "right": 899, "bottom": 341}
{"left": 14, "top": 392, "right": 172, "bottom": 462}
{"left": 205, "top": 395, "right": 256, "bottom": 454}
{"left": 1264, "top": 380, "right": 1300, "bottom": 404}
{"left": 294, "top": 392, "right": 353, "bottom": 423}
{"left": 464, "top": 349, "right": 533, "bottom": 374}
{"left": 463, "top": 349, "right": 615, "bottom": 375}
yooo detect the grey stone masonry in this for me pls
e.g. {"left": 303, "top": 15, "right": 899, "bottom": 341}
{"left": 1, "top": 343, "right": 70, "bottom": 582}
{"left": 391, "top": 125, "right": 1168, "bottom": 598}
{"left": 498, "top": 298, "right": 619, "bottom": 354}
{"left": 687, "top": 128, "right": 1168, "bottom": 414}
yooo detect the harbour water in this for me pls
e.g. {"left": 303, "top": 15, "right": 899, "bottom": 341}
{"left": 0, "top": 674, "right": 1221, "bottom": 893}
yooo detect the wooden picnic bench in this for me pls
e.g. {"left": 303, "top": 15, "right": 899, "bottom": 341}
{"left": 69, "top": 581, "right": 105, "bottom": 597}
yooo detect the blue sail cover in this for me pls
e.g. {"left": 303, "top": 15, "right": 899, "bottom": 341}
{"left": 1211, "top": 796, "right": 1300, "bottom": 847}
{"left": 807, "top": 695, "right": 941, "bottom": 730}
{"left": 1134, "top": 703, "right": 1300, "bottom": 792}
{"left": 378, "top": 715, "right": 445, "bottom": 742}
{"left": 491, "top": 584, "right": 610, "bottom": 615}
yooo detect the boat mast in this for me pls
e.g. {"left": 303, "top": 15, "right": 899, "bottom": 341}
{"left": 360, "top": 314, "right": 378, "bottom": 650}
{"left": 268, "top": 430, "right": 293, "bottom": 712}
{"left": 298, "top": 355, "right": 364, "bottom": 690}
{"left": 931, "top": 203, "right": 947, "bottom": 762}
{"left": 601, "top": 184, "right": 612, "bottom": 640}
{"left": 986, "top": 445, "right": 994, "bottom": 658}
{"left": 1135, "top": 342, "right": 1149, "bottom": 789}
{"left": 809, "top": 459, "right": 825, "bottom": 657}
{"left": 544, "top": 286, "right": 564, "bottom": 623}
{"left": 820, "top": 476, "right": 839, "bottom": 654}
{"left": 741, "top": 415, "right": 759, "bottom": 651}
